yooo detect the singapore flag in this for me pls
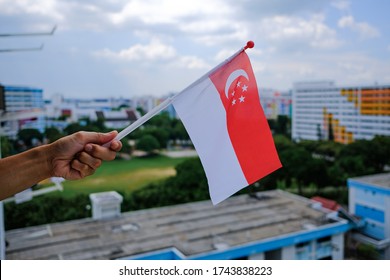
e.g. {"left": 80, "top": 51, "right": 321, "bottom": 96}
{"left": 172, "top": 50, "right": 282, "bottom": 205}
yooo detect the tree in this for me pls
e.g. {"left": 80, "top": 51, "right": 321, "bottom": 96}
{"left": 136, "top": 107, "right": 145, "bottom": 116}
{"left": 64, "top": 123, "right": 84, "bottom": 135}
{"left": 136, "top": 134, "right": 160, "bottom": 154}
{"left": 328, "top": 116, "right": 334, "bottom": 141}
{"left": 303, "top": 158, "right": 329, "bottom": 189}
{"left": 148, "top": 112, "right": 171, "bottom": 128}
{"left": 368, "top": 136, "right": 390, "bottom": 172}
{"left": 0, "top": 136, "right": 13, "bottom": 157}
{"left": 149, "top": 128, "right": 169, "bottom": 149}
{"left": 278, "top": 147, "right": 313, "bottom": 194}
{"left": 273, "top": 134, "right": 294, "bottom": 152}
{"left": 17, "top": 128, "right": 43, "bottom": 147}
{"left": 171, "top": 119, "right": 190, "bottom": 141}
{"left": 275, "top": 115, "right": 290, "bottom": 136}
{"left": 316, "top": 141, "right": 342, "bottom": 158}
{"left": 317, "top": 124, "right": 322, "bottom": 140}
{"left": 44, "top": 127, "right": 63, "bottom": 143}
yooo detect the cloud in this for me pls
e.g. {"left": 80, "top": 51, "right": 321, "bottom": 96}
{"left": 0, "top": 0, "right": 342, "bottom": 52}
{"left": 257, "top": 14, "right": 342, "bottom": 50}
{"left": 94, "top": 39, "right": 176, "bottom": 61}
{"left": 331, "top": 0, "right": 350, "bottom": 11}
{"left": 256, "top": 51, "right": 390, "bottom": 90}
{"left": 108, "top": 0, "right": 231, "bottom": 26}
{"left": 174, "top": 56, "right": 210, "bottom": 70}
{"left": 338, "top": 15, "right": 380, "bottom": 39}
{"left": 1, "top": 0, "right": 387, "bottom": 99}
{"left": 0, "top": 0, "right": 64, "bottom": 21}
{"left": 94, "top": 39, "right": 209, "bottom": 70}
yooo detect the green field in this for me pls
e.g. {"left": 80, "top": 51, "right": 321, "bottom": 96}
{"left": 56, "top": 156, "right": 187, "bottom": 197}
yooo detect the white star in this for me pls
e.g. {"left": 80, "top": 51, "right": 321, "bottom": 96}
{"left": 231, "top": 90, "right": 235, "bottom": 97}
{"left": 232, "top": 99, "right": 236, "bottom": 105}
{"left": 236, "top": 81, "right": 241, "bottom": 87}
{"left": 242, "top": 84, "right": 248, "bottom": 92}
{"left": 239, "top": 95, "right": 245, "bottom": 103}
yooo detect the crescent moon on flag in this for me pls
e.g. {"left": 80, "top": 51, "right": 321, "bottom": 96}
{"left": 224, "top": 69, "right": 249, "bottom": 99}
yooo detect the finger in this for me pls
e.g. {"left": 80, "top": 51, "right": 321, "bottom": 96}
{"left": 110, "top": 140, "right": 122, "bottom": 152}
{"left": 71, "top": 158, "right": 96, "bottom": 178}
{"left": 77, "top": 151, "right": 102, "bottom": 170}
{"left": 74, "top": 131, "right": 118, "bottom": 146}
{"left": 87, "top": 139, "right": 122, "bottom": 153}
{"left": 84, "top": 144, "right": 118, "bottom": 161}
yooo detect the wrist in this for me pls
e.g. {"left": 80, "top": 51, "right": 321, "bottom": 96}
{"left": 34, "top": 143, "right": 55, "bottom": 179}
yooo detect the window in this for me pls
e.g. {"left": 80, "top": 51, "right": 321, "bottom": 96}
{"left": 264, "top": 249, "right": 282, "bottom": 260}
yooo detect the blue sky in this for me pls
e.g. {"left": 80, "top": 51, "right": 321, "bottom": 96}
{"left": 0, "top": 0, "right": 389, "bottom": 99}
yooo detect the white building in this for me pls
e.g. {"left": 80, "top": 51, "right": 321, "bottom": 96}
{"left": 45, "top": 94, "right": 133, "bottom": 123}
{"left": 348, "top": 173, "right": 390, "bottom": 259}
{"left": 292, "top": 81, "right": 390, "bottom": 144}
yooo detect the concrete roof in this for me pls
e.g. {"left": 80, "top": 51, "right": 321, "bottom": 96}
{"left": 5, "top": 190, "right": 334, "bottom": 260}
{"left": 349, "top": 173, "right": 390, "bottom": 189}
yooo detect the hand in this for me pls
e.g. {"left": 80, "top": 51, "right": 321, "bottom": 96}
{"left": 48, "top": 131, "right": 122, "bottom": 180}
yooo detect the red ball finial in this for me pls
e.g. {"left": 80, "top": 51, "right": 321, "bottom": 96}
{"left": 245, "top": 41, "right": 255, "bottom": 49}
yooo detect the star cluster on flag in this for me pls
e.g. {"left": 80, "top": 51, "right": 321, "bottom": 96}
{"left": 230, "top": 80, "right": 249, "bottom": 106}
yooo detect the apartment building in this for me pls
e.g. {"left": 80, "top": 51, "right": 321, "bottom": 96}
{"left": 0, "top": 85, "right": 45, "bottom": 137}
{"left": 292, "top": 81, "right": 390, "bottom": 144}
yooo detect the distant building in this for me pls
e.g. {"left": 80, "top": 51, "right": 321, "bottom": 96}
{"left": 0, "top": 85, "right": 45, "bottom": 137}
{"left": 5, "top": 190, "right": 352, "bottom": 260}
{"left": 132, "top": 95, "right": 157, "bottom": 114}
{"left": 45, "top": 94, "right": 133, "bottom": 123}
{"left": 348, "top": 173, "right": 390, "bottom": 259}
{"left": 292, "top": 81, "right": 390, "bottom": 144}
{"left": 259, "top": 88, "right": 292, "bottom": 120}
{"left": 95, "top": 109, "right": 140, "bottom": 129}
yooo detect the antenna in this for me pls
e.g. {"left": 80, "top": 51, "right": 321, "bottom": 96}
{"left": 0, "top": 25, "right": 57, "bottom": 37}
{"left": 0, "top": 25, "right": 56, "bottom": 53}
{"left": 0, "top": 44, "right": 44, "bottom": 53}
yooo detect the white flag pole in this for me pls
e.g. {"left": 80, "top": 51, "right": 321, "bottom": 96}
{"left": 106, "top": 41, "right": 254, "bottom": 145}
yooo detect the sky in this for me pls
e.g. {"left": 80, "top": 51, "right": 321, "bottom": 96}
{"left": 0, "top": 0, "right": 389, "bottom": 99}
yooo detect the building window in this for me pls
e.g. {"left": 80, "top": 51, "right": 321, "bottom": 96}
{"left": 264, "top": 249, "right": 282, "bottom": 260}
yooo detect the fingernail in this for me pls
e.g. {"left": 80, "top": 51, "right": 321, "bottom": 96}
{"left": 85, "top": 144, "right": 92, "bottom": 152}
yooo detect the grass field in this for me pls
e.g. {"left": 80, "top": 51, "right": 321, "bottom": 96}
{"left": 55, "top": 156, "right": 187, "bottom": 197}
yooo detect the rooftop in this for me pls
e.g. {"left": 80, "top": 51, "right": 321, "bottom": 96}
{"left": 349, "top": 173, "right": 390, "bottom": 189}
{"left": 5, "top": 190, "right": 338, "bottom": 260}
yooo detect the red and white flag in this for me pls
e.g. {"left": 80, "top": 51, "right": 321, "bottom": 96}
{"left": 172, "top": 49, "right": 282, "bottom": 204}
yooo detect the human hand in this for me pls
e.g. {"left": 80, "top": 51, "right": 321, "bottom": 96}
{"left": 48, "top": 131, "right": 122, "bottom": 180}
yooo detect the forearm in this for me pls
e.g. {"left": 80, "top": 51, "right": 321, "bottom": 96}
{"left": 0, "top": 145, "right": 52, "bottom": 200}
{"left": 0, "top": 131, "right": 121, "bottom": 201}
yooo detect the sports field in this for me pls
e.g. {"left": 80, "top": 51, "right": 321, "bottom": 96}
{"left": 57, "top": 156, "right": 187, "bottom": 197}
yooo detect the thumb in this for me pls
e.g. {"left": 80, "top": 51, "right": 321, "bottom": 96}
{"left": 79, "top": 131, "right": 118, "bottom": 145}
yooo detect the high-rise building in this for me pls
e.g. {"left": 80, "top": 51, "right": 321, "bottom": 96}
{"left": 1, "top": 85, "right": 45, "bottom": 137}
{"left": 292, "top": 81, "right": 390, "bottom": 144}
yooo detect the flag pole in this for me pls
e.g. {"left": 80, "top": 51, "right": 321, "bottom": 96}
{"left": 108, "top": 41, "right": 255, "bottom": 144}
